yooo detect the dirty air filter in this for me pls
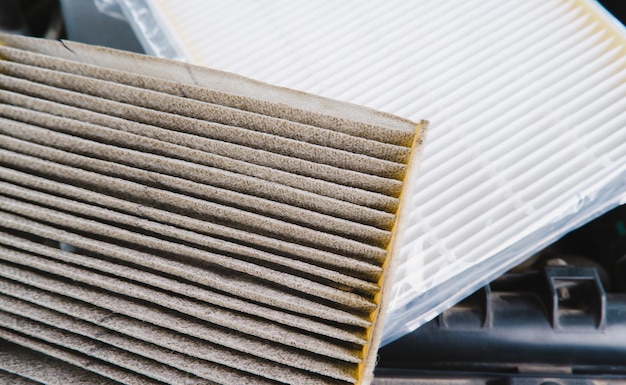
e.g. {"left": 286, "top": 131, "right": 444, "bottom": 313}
{"left": 0, "top": 34, "right": 426, "bottom": 385}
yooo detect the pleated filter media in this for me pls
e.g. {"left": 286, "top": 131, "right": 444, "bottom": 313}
{"left": 0, "top": 34, "right": 427, "bottom": 384}
{"left": 114, "top": 0, "right": 626, "bottom": 344}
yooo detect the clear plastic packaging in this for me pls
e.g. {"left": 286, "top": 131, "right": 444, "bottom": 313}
{"left": 95, "top": 0, "right": 185, "bottom": 60}
{"left": 97, "top": 0, "right": 626, "bottom": 345}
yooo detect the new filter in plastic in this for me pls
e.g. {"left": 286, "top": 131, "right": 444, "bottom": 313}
{"left": 114, "top": 0, "right": 626, "bottom": 344}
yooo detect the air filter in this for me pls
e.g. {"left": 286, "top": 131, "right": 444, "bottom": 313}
{"left": 0, "top": 34, "right": 427, "bottom": 385}
{"left": 111, "top": 0, "right": 626, "bottom": 344}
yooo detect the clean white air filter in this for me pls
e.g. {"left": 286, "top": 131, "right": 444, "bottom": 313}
{"left": 110, "top": 0, "right": 626, "bottom": 345}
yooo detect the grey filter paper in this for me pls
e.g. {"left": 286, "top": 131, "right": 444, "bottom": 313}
{"left": 0, "top": 34, "right": 427, "bottom": 385}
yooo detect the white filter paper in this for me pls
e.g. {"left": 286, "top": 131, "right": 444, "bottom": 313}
{"left": 106, "top": 0, "right": 626, "bottom": 345}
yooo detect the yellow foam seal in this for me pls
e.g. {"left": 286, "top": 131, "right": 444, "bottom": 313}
{"left": 358, "top": 120, "right": 428, "bottom": 385}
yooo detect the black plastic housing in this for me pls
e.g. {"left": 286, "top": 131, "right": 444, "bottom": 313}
{"left": 377, "top": 266, "right": 626, "bottom": 377}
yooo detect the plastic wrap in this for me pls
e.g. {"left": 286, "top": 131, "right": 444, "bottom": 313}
{"left": 95, "top": 0, "right": 185, "bottom": 60}
{"left": 96, "top": 0, "right": 626, "bottom": 345}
